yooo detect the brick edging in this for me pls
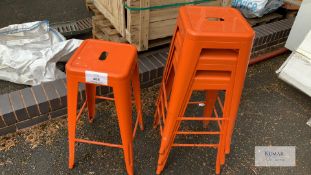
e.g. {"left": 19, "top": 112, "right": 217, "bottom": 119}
{"left": 0, "top": 18, "right": 294, "bottom": 136}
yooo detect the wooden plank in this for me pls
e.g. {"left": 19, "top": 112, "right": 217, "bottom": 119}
{"left": 197, "top": 1, "right": 222, "bottom": 7}
{"left": 129, "top": 8, "right": 177, "bottom": 25}
{"left": 92, "top": 13, "right": 128, "bottom": 43}
{"left": 284, "top": 0, "right": 302, "bottom": 6}
{"left": 94, "top": 0, "right": 126, "bottom": 36}
{"left": 85, "top": 0, "right": 94, "bottom": 10}
{"left": 149, "top": 18, "right": 176, "bottom": 40}
{"left": 149, "top": 8, "right": 179, "bottom": 22}
{"left": 247, "top": 13, "right": 283, "bottom": 26}
{"left": 128, "top": 0, "right": 141, "bottom": 7}
{"left": 221, "top": 0, "right": 232, "bottom": 6}
{"left": 89, "top": 5, "right": 102, "bottom": 15}
{"left": 127, "top": 1, "right": 222, "bottom": 30}
{"left": 92, "top": 15, "right": 105, "bottom": 21}
{"left": 149, "top": 36, "right": 171, "bottom": 48}
{"left": 139, "top": 0, "right": 150, "bottom": 50}
{"left": 150, "top": 0, "right": 192, "bottom": 6}
{"left": 126, "top": 0, "right": 140, "bottom": 47}
{"left": 283, "top": 0, "right": 302, "bottom": 10}
{"left": 124, "top": 0, "right": 223, "bottom": 7}
{"left": 150, "top": 0, "right": 222, "bottom": 7}
{"left": 149, "top": 1, "right": 221, "bottom": 23}
{"left": 127, "top": 11, "right": 141, "bottom": 26}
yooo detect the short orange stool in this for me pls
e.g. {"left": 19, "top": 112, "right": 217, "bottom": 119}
{"left": 154, "top": 6, "right": 254, "bottom": 174}
{"left": 66, "top": 39, "right": 144, "bottom": 175}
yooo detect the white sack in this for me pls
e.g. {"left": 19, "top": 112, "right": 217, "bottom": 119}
{"left": 0, "top": 20, "right": 82, "bottom": 86}
{"left": 232, "top": 0, "right": 284, "bottom": 18}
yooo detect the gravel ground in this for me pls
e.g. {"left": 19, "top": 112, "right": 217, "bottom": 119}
{"left": 0, "top": 53, "right": 311, "bottom": 175}
{"left": 0, "top": 80, "right": 27, "bottom": 95}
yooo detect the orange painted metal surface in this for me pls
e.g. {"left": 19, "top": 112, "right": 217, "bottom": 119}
{"left": 66, "top": 39, "right": 144, "bottom": 175}
{"left": 154, "top": 6, "right": 254, "bottom": 174}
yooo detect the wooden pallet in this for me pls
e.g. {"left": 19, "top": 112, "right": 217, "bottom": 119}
{"left": 87, "top": 4, "right": 102, "bottom": 16}
{"left": 93, "top": 0, "right": 228, "bottom": 51}
{"left": 283, "top": 0, "right": 302, "bottom": 10}
{"left": 85, "top": 0, "right": 94, "bottom": 10}
{"left": 92, "top": 14, "right": 128, "bottom": 43}
{"left": 247, "top": 13, "right": 284, "bottom": 27}
{"left": 92, "top": 13, "right": 171, "bottom": 48}
{"left": 84, "top": 1, "right": 126, "bottom": 43}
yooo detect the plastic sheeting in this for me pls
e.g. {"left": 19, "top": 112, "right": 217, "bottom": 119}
{"left": 0, "top": 20, "right": 82, "bottom": 86}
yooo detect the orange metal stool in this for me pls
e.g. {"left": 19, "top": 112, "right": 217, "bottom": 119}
{"left": 66, "top": 39, "right": 144, "bottom": 175}
{"left": 154, "top": 6, "right": 254, "bottom": 174}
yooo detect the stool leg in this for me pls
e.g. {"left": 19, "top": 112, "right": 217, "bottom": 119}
{"left": 132, "top": 65, "right": 144, "bottom": 130}
{"left": 225, "top": 49, "right": 250, "bottom": 154}
{"left": 157, "top": 43, "right": 201, "bottom": 174}
{"left": 219, "top": 89, "right": 234, "bottom": 166}
{"left": 153, "top": 66, "right": 174, "bottom": 127}
{"left": 203, "top": 90, "right": 218, "bottom": 128}
{"left": 85, "top": 84, "right": 97, "bottom": 123}
{"left": 113, "top": 81, "right": 134, "bottom": 175}
{"left": 156, "top": 86, "right": 193, "bottom": 174}
{"left": 156, "top": 117, "right": 180, "bottom": 175}
{"left": 225, "top": 95, "right": 240, "bottom": 154}
{"left": 153, "top": 95, "right": 162, "bottom": 127}
{"left": 216, "top": 149, "right": 221, "bottom": 174}
{"left": 67, "top": 80, "right": 79, "bottom": 169}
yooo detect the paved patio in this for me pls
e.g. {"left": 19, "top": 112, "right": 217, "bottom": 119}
{"left": 0, "top": 0, "right": 90, "bottom": 28}
{"left": 1, "top": 53, "right": 310, "bottom": 174}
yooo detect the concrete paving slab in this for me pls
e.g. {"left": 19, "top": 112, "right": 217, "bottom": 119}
{"left": 0, "top": 0, "right": 91, "bottom": 28}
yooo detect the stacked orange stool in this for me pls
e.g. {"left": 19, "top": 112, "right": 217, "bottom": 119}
{"left": 154, "top": 6, "right": 254, "bottom": 174}
{"left": 66, "top": 39, "right": 144, "bottom": 175}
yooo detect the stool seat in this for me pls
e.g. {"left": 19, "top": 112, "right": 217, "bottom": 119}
{"left": 179, "top": 6, "right": 253, "bottom": 40}
{"left": 66, "top": 39, "right": 137, "bottom": 82}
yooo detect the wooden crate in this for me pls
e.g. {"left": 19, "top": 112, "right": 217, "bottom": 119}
{"left": 93, "top": 0, "right": 229, "bottom": 51}
{"left": 247, "top": 13, "right": 283, "bottom": 27}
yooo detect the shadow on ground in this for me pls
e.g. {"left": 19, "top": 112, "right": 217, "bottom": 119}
{"left": 0, "top": 53, "right": 311, "bottom": 175}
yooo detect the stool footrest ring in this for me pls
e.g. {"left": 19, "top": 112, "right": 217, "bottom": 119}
{"left": 75, "top": 138, "right": 123, "bottom": 149}
{"left": 172, "top": 143, "right": 219, "bottom": 148}
{"left": 176, "top": 131, "right": 222, "bottom": 135}
{"left": 96, "top": 95, "right": 135, "bottom": 103}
